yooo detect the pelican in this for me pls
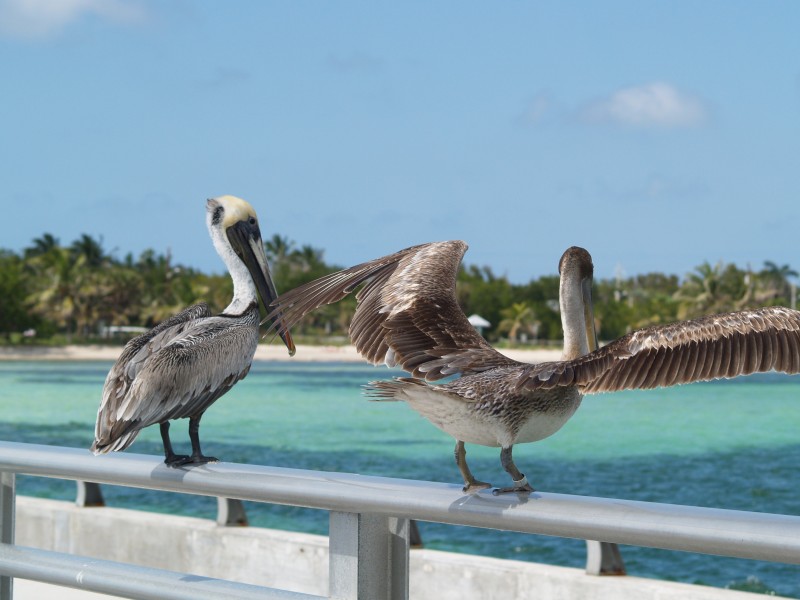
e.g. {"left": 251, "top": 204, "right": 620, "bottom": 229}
{"left": 91, "top": 195, "right": 295, "bottom": 466}
{"left": 266, "top": 241, "right": 800, "bottom": 493}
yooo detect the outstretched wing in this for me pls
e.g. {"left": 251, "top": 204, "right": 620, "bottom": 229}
{"left": 516, "top": 307, "right": 800, "bottom": 394}
{"left": 266, "top": 241, "right": 521, "bottom": 380}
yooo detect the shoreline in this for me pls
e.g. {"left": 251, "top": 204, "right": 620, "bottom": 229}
{"left": 0, "top": 344, "right": 563, "bottom": 364}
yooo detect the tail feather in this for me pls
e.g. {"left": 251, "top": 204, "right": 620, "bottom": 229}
{"left": 90, "top": 429, "right": 140, "bottom": 455}
{"left": 363, "top": 377, "right": 423, "bottom": 401}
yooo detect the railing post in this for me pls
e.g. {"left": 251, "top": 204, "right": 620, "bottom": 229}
{"left": 585, "top": 540, "right": 626, "bottom": 576}
{"left": 217, "top": 498, "right": 248, "bottom": 526}
{"left": 75, "top": 481, "right": 105, "bottom": 507}
{"left": 328, "top": 512, "right": 409, "bottom": 600}
{"left": 0, "top": 471, "right": 15, "bottom": 600}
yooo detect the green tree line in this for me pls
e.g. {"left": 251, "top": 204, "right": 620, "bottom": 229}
{"left": 0, "top": 233, "right": 796, "bottom": 346}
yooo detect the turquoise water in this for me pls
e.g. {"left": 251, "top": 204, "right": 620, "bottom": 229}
{"left": 1, "top": 360, "right": 799, "bottom": 596}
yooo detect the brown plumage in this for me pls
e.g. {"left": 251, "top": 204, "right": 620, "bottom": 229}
{"left": 267, "top": 242, "right": 800, "bottom": 493}
{"left": 517, "top": 307, "right": 800, "bottom": 394}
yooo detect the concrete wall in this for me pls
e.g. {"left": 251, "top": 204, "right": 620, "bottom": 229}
{"left": 15, "top": 496, "right": 785, "bottom": 600}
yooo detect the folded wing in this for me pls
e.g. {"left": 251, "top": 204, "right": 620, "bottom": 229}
{"left": 93, "top": 304, "right": 254, "bottom": 452}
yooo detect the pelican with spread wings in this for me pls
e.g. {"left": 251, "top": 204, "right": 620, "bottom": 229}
{"left": 266, "top": 241, "right": 800, "bottom": 492}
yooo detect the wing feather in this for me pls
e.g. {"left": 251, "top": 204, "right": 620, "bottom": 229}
{"left": 92, "top": 308, "right": 257, "bottom": 453}
{"left": 93, "top": 303, "right": 211, "bottom": 449}
{"left": 516, "top": 307, "right": 800, "bottom": 394}
{"left": 266, "top": 241, "right": 520, "bottom": 379}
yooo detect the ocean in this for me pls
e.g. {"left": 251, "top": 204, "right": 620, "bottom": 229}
{"left": 0, "top": 359, "right": 798, "bottom": 597}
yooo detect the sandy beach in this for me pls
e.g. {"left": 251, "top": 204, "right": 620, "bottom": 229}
{"left": 0, "top": 344, "right": 562, "bottom": 364}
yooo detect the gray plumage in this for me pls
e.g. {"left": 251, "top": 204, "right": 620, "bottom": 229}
{"left": 91, "top": 195, "right": 294, "bottom": 466}
{"left": 268, "top": 242, "right": 800, "bottom": 492}
{"left": 92, "top": 304, "right": 259, "bottom": 454}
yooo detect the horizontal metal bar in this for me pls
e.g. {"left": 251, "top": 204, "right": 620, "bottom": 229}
{"left": 0, "top": 544, "right": 322, "bottom": 600}
{"left": 1, "top": 441, "right": 800, "bottom": 565}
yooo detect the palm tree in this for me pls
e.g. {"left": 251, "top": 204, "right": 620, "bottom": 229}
{"left": 264, "top": 234, "right": 295, "bottom": 265}
{"left": 498, "top": 302, "right": 536, "bottom": 344}
{"left": 70, "top": 234, "right": 108, "bottom": 269}
{"left": 759, "top": 261, "right": 798, "bottom": 303}
{"left": 24, "top": 233, "right": 60, "bottom": 259}
{"left": 674, "top": 261, "right": 728, "bottom": 319}
{"left": 0, "top": 251, "right": 36, "bottom": 338}
{"left": 135, "top": 249, "right": 200, "bottom": 325}
{"left": 25, "top": 246, "right": 85, "bottom": 340}
{"left": 293, "top": 244, "right": 326, "bottom": 274}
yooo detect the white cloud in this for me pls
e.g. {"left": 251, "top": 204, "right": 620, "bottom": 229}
{"left": 582, "top": 82, "right": 707, "bottom": 128}
{"left": 0, "top": 0, "right": 146, "bottom": 39}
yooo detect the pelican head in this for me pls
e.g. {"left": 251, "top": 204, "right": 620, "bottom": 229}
{"left": 207, "top": 195, "right": 295, "bottom": 355}
{"left": 558, "top": 246, "right": 598, "bottom": 360}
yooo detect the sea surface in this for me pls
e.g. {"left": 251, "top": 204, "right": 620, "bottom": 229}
{"left": 1, "top": 359, "right": 799, "bottom": 597}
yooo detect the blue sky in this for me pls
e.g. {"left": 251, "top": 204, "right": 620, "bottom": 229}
{"left": 2, "top": 1, "right": 799, "bottom": 283}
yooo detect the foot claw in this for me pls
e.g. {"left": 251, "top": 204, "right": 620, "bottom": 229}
{"left": 462, "top": 480, "right": 493, "bottom": 494}
{"left": 164, "top": 454, "right": 219, "bottom": 467}
{"left": 164, "top": 454, "right": 191, "bottom": 467}
{"left": 190, "top": 455, "right": 219, "bottom": 465}
{"left": 492, "top": 483, "right": 534, "bottom": 495}
{"left": 492, "top": 475, "right": 534, "bottom": 495}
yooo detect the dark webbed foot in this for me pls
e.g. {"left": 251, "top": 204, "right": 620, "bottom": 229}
{"left": 462, "top": 479, "right": 493, "bottom": 494}
{"left": 492, "top": 475, "right": 534, "bottom": 495}
{"left": 164, "top": 453, "right": 191, "bottom": 467}
{"left": 187, "top": 453, "right": 219, "bottom": 465}
{"left": 164, "top": 453, "right": 219, "bottom": 467}
{"left": 179, "top": 415, "right": 219, "bottom": 466}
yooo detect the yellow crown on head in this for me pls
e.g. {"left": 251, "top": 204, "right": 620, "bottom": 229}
{"left": 211, "top": 195, "right": 257, "bottom": 228}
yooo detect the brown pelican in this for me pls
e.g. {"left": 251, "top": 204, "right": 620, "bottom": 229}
{"left": 266, "top": 241, "right": 800, "bottom": 493}
{"left": 91, "top": 195, "right": 295, "bottom": 466}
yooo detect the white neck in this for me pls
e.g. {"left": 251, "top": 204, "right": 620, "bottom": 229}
{"left": 560, "top": 274, "right": 590, "bottom": 361}
{"left": 209, "top": 226, "right": 257, "bottom": 315}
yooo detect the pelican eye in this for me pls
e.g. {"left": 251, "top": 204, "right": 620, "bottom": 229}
{"left": 249, "top": 217, "right": 256, "bottom": 225}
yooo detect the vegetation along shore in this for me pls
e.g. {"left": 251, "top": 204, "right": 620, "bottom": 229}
{"left": 1, "top": 232, "right": 797, "bottom": 346}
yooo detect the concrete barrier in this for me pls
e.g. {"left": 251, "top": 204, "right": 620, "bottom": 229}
{"left": 14, "top": 496, "right": 785, "bottom": 600}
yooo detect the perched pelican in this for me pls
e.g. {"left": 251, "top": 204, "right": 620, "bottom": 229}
{"left": 266, "top": 241, "right": 800, "bottom": 493}
{"left": 91, "top": 196, "right": 295, "bottom": 466}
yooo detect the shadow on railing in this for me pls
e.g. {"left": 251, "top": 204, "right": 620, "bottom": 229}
{"left": 1, "top": 441, "right": 800, "bottom": 599}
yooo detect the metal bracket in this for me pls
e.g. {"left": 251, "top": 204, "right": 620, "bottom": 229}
{"left": 329, "top": 512, "right": 409, "bottom": 599}
{"left": 1, "top": 471, "right": 16, "bottom": 600}
{"left": 409, "top": 520, "right": 423, "bottom": 548}
{"left": 75, "top": 481, "right": 105, "bottom": 507}
{"left": 217, "top": 497, "right": 248, "bottom": 526}
{"left": 585, "top": 540, "right": 626, "bottom": 576}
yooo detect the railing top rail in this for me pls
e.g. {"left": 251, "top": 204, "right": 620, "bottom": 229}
{"left": 0, "top": 544, "right": 321, "bottom": 600}
{"left": 1, "top": 441, "right": 799, "bottom": 565}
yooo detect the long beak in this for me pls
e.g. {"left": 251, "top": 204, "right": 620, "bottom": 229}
{"left": 581, "top": 276, "right": 598, "bottom": 353}
{"left": 227, "top": 223, "right": 296, "bottom": 356}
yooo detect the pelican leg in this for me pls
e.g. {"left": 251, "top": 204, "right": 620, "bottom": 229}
{"left": 185, "top": 414, "right": 219, "bottom": 465}
{"left": 493, "top": 446, "right": 534, "bottom": 495}
{"left": 160, "top": 422, "right": 190, "bottom": 467}
{"left": 455, "top": 441, "right": 491, "bottom": 493}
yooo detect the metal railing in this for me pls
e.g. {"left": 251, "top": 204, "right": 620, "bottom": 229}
{"left": 2, "top": 440, "right": 800, "bottom": 599}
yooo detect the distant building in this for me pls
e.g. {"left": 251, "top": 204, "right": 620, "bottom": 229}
{"left": 467, "top": 314, "right": 491, "bottom": 336}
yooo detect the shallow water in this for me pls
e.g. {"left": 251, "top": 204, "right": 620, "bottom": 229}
{"left": 1, "top": 360, "right": 799, "bottom": 596}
